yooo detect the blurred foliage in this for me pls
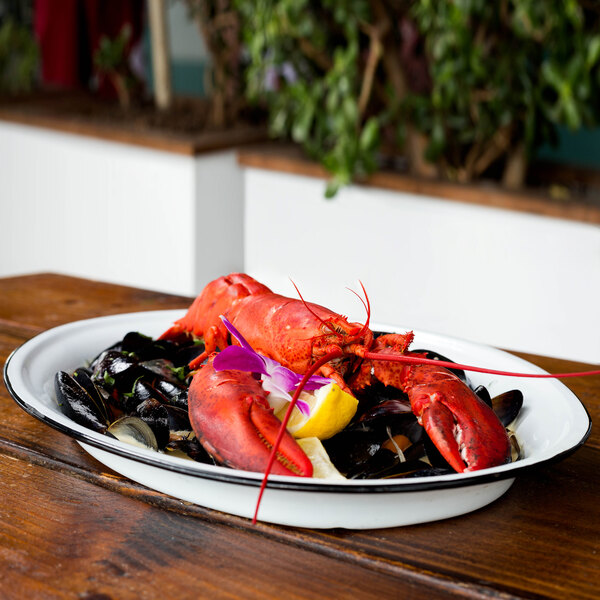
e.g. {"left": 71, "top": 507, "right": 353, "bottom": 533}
{"left": 237, "top": 0, "right": 379, "bottom": 197}
{"left": 184, "top": 0, "right": 245, "bottom": 128}
{"left": 409, "top": 0, "right": 600, "bottom": 184}
{"left": 0, "top": 17, "right": 38, "bottom": 95}
{"left": 94, "top": 25, "right": 142, "bottom": 109}
{"left": 236, "top": 0, "right": 600, "bottom": 194}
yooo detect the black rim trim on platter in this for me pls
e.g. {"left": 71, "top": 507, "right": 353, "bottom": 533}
{"left": 3, "top": 325, "right": 593, "bottom": 494}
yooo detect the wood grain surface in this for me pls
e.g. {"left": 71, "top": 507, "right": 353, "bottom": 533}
{"left": 0, "top": 109, "right": 267, "bottom": 157}
{"left": 1, "top": 273, "right": 598, "bottom": 599}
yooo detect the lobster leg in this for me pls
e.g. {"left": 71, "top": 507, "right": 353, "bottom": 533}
{"left": 188, "top": 356, "right": 313, "bottom": 477}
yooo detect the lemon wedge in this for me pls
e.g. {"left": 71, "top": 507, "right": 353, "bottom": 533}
{"left": 297, "top": 437, "right": 346, "bottom": 480}
{"left": 281, "top": 382, "right": 358, "bottom": 440}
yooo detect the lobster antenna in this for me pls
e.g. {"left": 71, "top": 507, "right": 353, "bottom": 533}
{"left": 362, "top": 352, "right": 600, "bottom": 379}
{"left": 346, "top": 281, "right": 371, "bottom": 337}
{"left": 290, "top": 279, "right": 338, "bottom": 336}
{"left": 358, "top": 281, "right": 371, "bottom": 335}
{"left": 253, "top": 348, "right": 343, "bottom": 525}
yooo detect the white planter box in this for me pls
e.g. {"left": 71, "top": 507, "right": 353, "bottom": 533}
{"left": 243, "top": 166, "right": 600, "bottom": 364}
{"left": 0, "top": 120, "right": 244, "bottom": 296}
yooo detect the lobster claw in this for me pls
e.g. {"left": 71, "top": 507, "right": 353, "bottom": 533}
{"left": 363, "top": 335, "right": 511, "bottom": 473}
{"left": 405, "top": 365, "right": 512, "bottom": 472}
{"left": 188, "top": 356, "right": 313, "bottom": 477}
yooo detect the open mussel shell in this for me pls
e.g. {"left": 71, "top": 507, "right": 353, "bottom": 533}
{"left": 508, "top": 431, "right": 522, "bottom": 462}
{"left": 492, "top": 389, "right": 524, "bottom": 427}
{"left": 107, "top": 416, "right": 158, "bottom": 451}
{"left": 472, "top": 386, "right": 523, "bottom": 427}
{"left": 55, "top": 371, "right": 111, "bottom": 433}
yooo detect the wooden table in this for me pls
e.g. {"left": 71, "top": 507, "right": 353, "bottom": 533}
{"left": 1, "top": 274, "right": 598, "bottom": 599}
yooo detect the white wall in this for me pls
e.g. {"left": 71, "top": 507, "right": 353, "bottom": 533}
{"left": 193, "top": 151, "right": 245, "bottom": 291}
{"left": 0, "top": 121, "right": 243, "bottom": 296}
{"left": 243, "top": 168, "right": 600, "bottom": 364}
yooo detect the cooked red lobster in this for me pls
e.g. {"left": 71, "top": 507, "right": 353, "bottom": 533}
{"left": 161, "top": 273, "right": 511, "bottom": 477}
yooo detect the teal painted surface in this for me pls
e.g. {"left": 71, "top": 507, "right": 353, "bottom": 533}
{"left": 143, "top": 25, "right": 207, "bottom": 98}
{"left": 171, "top": 60, "right": 207, "bottom": 96}
{"left": 145, "top": 58, "right": 207, "bottom": 98}
{"left": 536, "top": 126, "right": 600, "bottom": 169}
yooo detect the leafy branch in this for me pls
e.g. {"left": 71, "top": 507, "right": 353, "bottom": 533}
{"left": 236, "top": 0, "right": 600, "bottom": 194}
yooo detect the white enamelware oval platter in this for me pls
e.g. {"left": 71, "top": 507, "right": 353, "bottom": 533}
{"left": 4, "top": 310, "right": 591, "bottom": 529}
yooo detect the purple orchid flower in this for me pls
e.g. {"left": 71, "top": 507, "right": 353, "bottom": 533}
{"left": 212, "top": 316, "right": 333, "bottom": 416}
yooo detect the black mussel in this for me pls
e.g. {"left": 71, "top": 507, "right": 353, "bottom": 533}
{"left": 139, "top": 359, "right": 185, "bottom": 386}
{"left": 135, "top": 398, "right": 170, "bottom": 448}
{"left": 358, "top": 398, "right": 412, "bottom": 423}
{"left": 164, "top": 405, "right": 192, "bottom": 438}
{"left": 55, "top": 371, "right": 111, "bottom": 433}
{"left": 92, "top": 350, "right": 139, "bottom": 389}
{"left": 121, "top": 331, "right": 154, "bottom": 353}
{"left": 72, "top": 368, "right": 112, "bottom": 409}
{"left": 357, "top": 408, "right": 423, "bottom": 443}
{"left": 473, "top": 384, "right": 493, "bottom": 408}
{"left": 351, "top": 375, "right": 410, "bottom": 428}
{"left": 88, "top": 340, "right": 126, "bottom": 372}
{"left": 133, "top": 400, "right": 191, "bottom": 449}
{"left": 422, "top": 432, "right": 452, "bottom": 469}
{"left": 72, "top": 366, "right": 93, "bottom": 378}
{"left": 164, "top": 438, "right": 215, "bottom": 464}
{"left": 350, "top": 454, "right": 429, "bottom": 479}
{"left": 345, "top": 438, "right": 431, "bottom": 479}
{"left": 153, "top": 379, "right": 188, "bottom": 410}
{"left": 323, "top": 413, "right": 423, "bottom": 476}
{"left": 492, "top": 389, "right": 523, "bottom": 427}
{"left": 124, "top": 378, "right": 189, "bottom": 412}
{"left": 121, "top": 331, "right": 182, "bottom": 363}
{"left": 173, "top": 340, "right": 206, "bottom": 367}
{"left": 354, "top": 379, "right": 409, "bottom": 416}
{"left": 120, "top": 379, "right": 168, "bottom": 413}
{"left": 107, "top": 416, "right": 158, "bottom": 451}
{"left": 323, "top": 426, "right": 383, "bottom": 474}
{"left": 411, "top": 349, "right": 467, "bottom": 383}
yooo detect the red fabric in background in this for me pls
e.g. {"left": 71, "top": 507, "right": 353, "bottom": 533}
{"left": 34, "top": 0, "right": 144, "bottom": 94}
{"left": 34, "top": 0, "right": 81, "bottom": 88}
